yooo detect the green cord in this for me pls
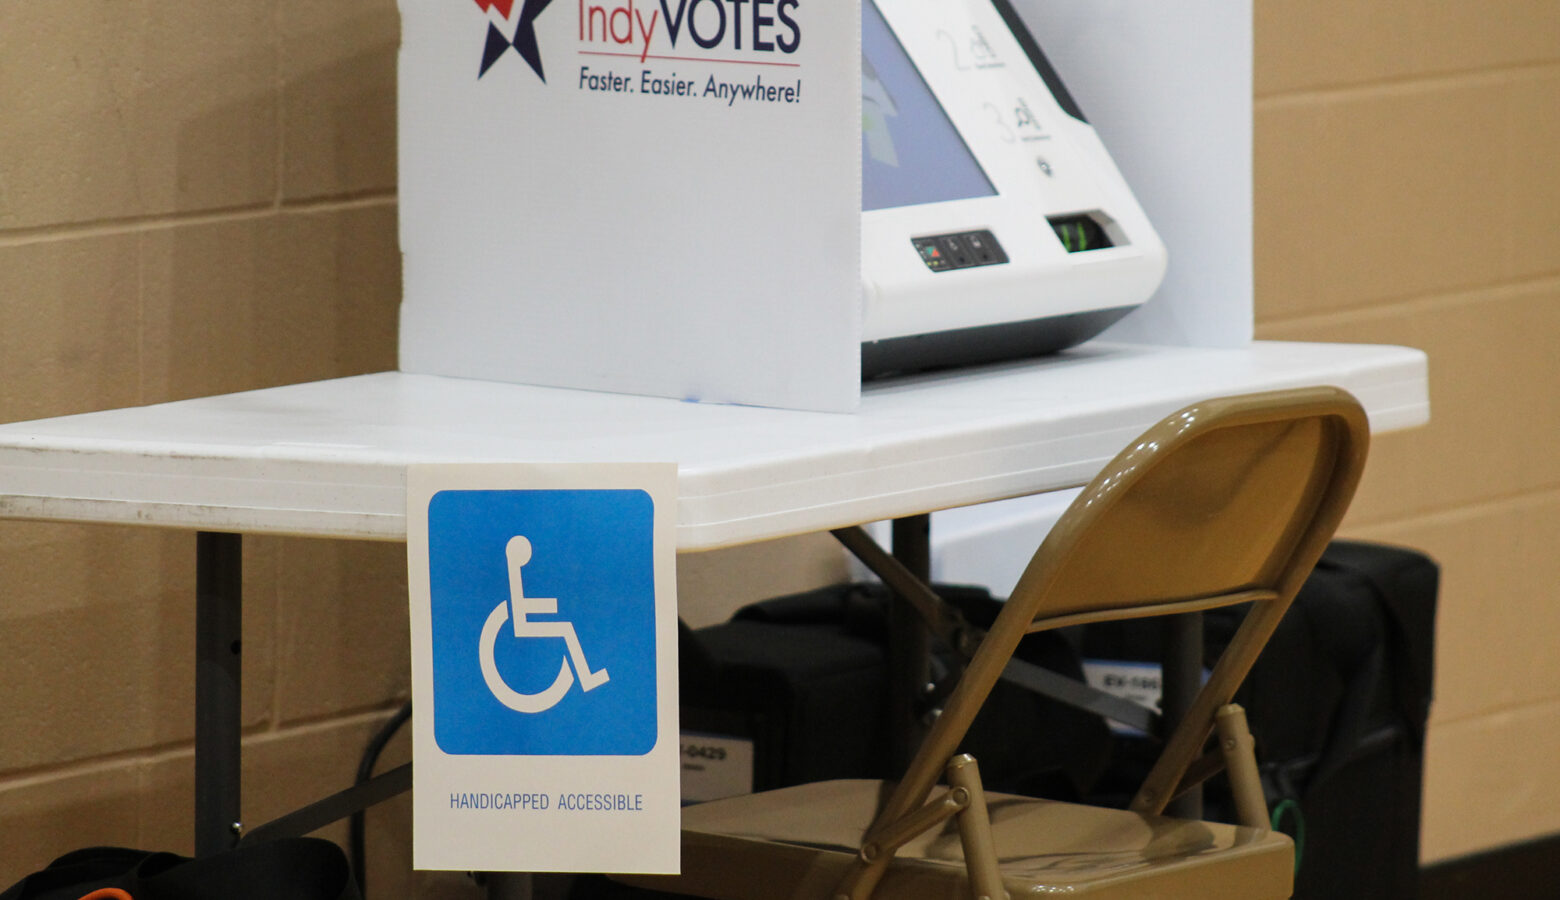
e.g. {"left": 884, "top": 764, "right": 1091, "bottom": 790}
{"left": 1270, "top": 798, "right": 1306, "bottom": 874}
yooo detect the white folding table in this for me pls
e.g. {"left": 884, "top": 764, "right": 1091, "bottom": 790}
{"left": 0, "top": 340, "right": 1429, "bottom": 854}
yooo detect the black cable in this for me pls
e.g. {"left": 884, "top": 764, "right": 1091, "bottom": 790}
{"left": 350, "top": 701, "right": 412, "bottom": 897}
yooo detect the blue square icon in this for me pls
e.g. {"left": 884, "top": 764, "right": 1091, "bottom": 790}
{"left": 427, "top": 489, "right": 658, "bottom": 756}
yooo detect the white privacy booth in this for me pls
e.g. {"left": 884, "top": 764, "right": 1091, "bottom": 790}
{"left": 395, "top": 0, "right": 1269, "bottom": 413}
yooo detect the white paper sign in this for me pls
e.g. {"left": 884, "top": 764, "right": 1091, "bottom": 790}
{"left": 407, "top": 464, "right": 680, "bottom": 873}
{"left": 397, "top": 0, "right": 863, "bottom": 412}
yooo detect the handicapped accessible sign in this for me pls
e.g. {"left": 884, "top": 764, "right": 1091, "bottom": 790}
{"left": 428, "top": 492, "right": 656, "bottom": 756}
{"left": 408, "top": 464, "right": 679, "bottom": 873}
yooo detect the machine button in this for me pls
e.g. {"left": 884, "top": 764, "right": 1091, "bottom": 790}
{"left": 937, "top": 234, "right": 975, "bottom": 268}
{"left": 962, "top": 230, "right": 1008, "bottom": 265}
{"left": 912, "top": 236, "right": 955, "bottom": 271}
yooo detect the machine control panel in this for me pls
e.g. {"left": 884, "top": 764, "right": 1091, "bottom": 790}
{"left": 912, "top": 230, "right": 1009, "bottom": 272}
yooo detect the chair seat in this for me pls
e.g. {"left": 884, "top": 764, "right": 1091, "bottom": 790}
{"left": 624, "top": 780, "right": 1293, "bottom": 900}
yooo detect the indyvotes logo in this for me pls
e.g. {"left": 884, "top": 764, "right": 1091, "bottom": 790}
{"left": 469, "top": 0, "right": 805, "bottom": 86}
{"left": 474, "top": 0, "right": 556, "bottom": 80}
{"left": 426, "top": 489, "right": 658, "bottom": 756}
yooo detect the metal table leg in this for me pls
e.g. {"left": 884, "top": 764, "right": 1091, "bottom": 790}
{"left": 195, "top": 531, "right": 243, "bottom": 856}
{"left": 888, "top": 515, "right": 933, "bottom": 769}
{"left": 1161, "top": 611, "right": 1204, "bottom": 819}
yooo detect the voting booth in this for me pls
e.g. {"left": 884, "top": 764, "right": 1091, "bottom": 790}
{"left": 396, "top": 0, "right": 1246, "bottom": 412}
{"left": 394, "top": 0, "right": 1260, "bottom": 871}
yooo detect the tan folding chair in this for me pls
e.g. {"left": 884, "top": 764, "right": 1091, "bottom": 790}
{"left": 621, "top": 386, "right": 1369, "bottom": 900}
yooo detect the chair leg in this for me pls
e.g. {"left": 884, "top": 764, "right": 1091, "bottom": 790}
{"left": 1216, "top": 703, "right": 1270, "bottom": 832}
{"left": 945, "top": 755, "right": 1007, "bottom": 900}
{"left": 834, "top": 754, "right": 1007, "bottom": 900}
{"left": 836, "top": 780, "right": 968, "bottom": 900}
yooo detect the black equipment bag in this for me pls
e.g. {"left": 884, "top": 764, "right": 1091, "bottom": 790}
{"left": 0, "top": 838, "right": 360, "bottom": 900}
{"left": 1251, "top": 539, "right": 1436, "bottom": 900}
{"left": 1081, "top": 539, "right": 1438, "bottom": 900}
{"left": 679, "top": 581, "right": 1111, "bottom": 800}
{"left": 679, "top": 584, "right": 890, "bottom": 791}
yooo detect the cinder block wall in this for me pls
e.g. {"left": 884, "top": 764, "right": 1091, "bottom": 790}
{"left": 1253, "top": 0, "right": 1560, "bottom": 862}
{"left": 0, "top": 1, "right": 435, "bottom": 893}
{"left": 1, "top": 0, "right": 1556, "bottom": 893}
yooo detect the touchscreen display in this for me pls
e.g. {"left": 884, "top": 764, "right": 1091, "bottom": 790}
{"left": 862, "top": 0, "right": 997, "bottom": 211}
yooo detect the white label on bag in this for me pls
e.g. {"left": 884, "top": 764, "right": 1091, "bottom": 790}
{"left": 679, "top": 732, "right": 755, "bottom": 803}
{"left": 1082, "top": 659, "right": 1161, "bottom": 735}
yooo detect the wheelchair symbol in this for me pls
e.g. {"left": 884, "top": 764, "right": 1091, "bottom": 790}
{"left": 478, "top": 535, "right": 610, "bottom": 714}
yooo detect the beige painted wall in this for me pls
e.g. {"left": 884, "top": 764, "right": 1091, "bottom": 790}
{"left": 1253, "top": 0, "right": 1560, "bottom": 863}
{"left": 1, "top": 0, "right": 1556, "bottom": 892}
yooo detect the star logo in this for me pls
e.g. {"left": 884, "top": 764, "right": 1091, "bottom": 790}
{"left": 475, "top": 0, "right": 556, "bottom": 81}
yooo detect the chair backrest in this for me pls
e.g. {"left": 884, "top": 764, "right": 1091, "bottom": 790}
{"left": 869, "top": 387, "right": 1370, "bottom": 831}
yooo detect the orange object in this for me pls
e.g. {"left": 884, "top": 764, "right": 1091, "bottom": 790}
{"left": 76, "top": 889, "right": 133, "bottom": 900}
